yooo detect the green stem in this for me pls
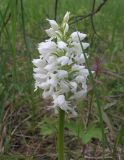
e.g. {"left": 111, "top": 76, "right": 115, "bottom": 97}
{"left": 58, "top": 109, "right": 65, "bottom": 160}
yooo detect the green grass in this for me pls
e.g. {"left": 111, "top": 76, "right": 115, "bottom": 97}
{"left": 0, "top": 155, "right": 34, "bottom": 160}
{"left": 0, "top": 0, "right": 124, "bottom": 159}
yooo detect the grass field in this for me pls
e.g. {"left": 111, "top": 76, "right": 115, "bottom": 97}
{"left": 0, "top": 0, "right": 124, "bottom": 159}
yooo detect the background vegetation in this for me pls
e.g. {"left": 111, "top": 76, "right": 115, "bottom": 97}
{"left": 0, "top": 0, "right": 124, "bottom": 159}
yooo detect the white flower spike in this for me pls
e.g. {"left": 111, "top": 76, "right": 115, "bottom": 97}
{"left": 32, "top": 12, "right": 92, "bottom": 116}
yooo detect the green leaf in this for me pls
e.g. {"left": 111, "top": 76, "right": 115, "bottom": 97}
{"left": 65, "top": 120, "right": 83, "bottom": 138}
{"left": 0, "top": 83, "right": 4, "bottom": 96}
{"left": 82, "top": 124, "right": 102, "bottom": 144}
{"left": 66, "top": 121, "right": 102, "bottom": 144}
{"left": 39, "top": 118, "right": 57, "bottom": 136}
{"left": 40, "top": 123, "right": 55, "bottom": 136}
{"left": 116, "top": 127, "right": 124, "bottom": 145}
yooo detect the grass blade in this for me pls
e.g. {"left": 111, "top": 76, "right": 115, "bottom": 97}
{"left": 11, "top": 0, "right": 17, "bottom": 82}
{"left": 77, "top": 29, "right": 111, "bottom": 158}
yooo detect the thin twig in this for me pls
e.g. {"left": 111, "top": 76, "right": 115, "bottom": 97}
{"left": 103, "top": 70, "right": 124, "bottom": 81}
{"left": 107, "top": 94, "right": 124, "bottom": 99}
{"left": 86, "top": 92, "right": 94, "bottom": 128}
{"left": 90, "top": 0, "right": 106, "bottom": 42}
{"left": 84, "top": 155, "right": 112, "bottom": 159}
{"left": 11, "top": 115, "right": 32, "bottom": 136}
{"left": 70, "top": 0, "right": 108, "bottom": 25}
{"left": 90, "top": 0, "right": 96, "bottom": 34}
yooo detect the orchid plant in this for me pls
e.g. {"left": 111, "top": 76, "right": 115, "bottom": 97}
{"left": 32, "top": 12, "right": 91, "bottom": 160}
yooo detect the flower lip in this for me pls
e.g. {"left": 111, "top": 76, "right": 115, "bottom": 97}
{"left": 47, "top": 19, "right": 59, "bottom": 30}
{"left": 38, "top": 41, "right": 57, "bottom": 55}
{"left": 70, "top": 31, "right": 87, "bottom": 42}
{"left": 57, "top": 56, "right": 69, "bottom": 66}
{"left": 57, "top": 41, "right": 67, "bottom": 50}
{"left": 57, "top": 70, "right": 68, "bottom": 78}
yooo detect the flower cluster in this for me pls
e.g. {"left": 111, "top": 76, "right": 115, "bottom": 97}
{"left": 32, "top": 12, "right": 91, "bottom": 116}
